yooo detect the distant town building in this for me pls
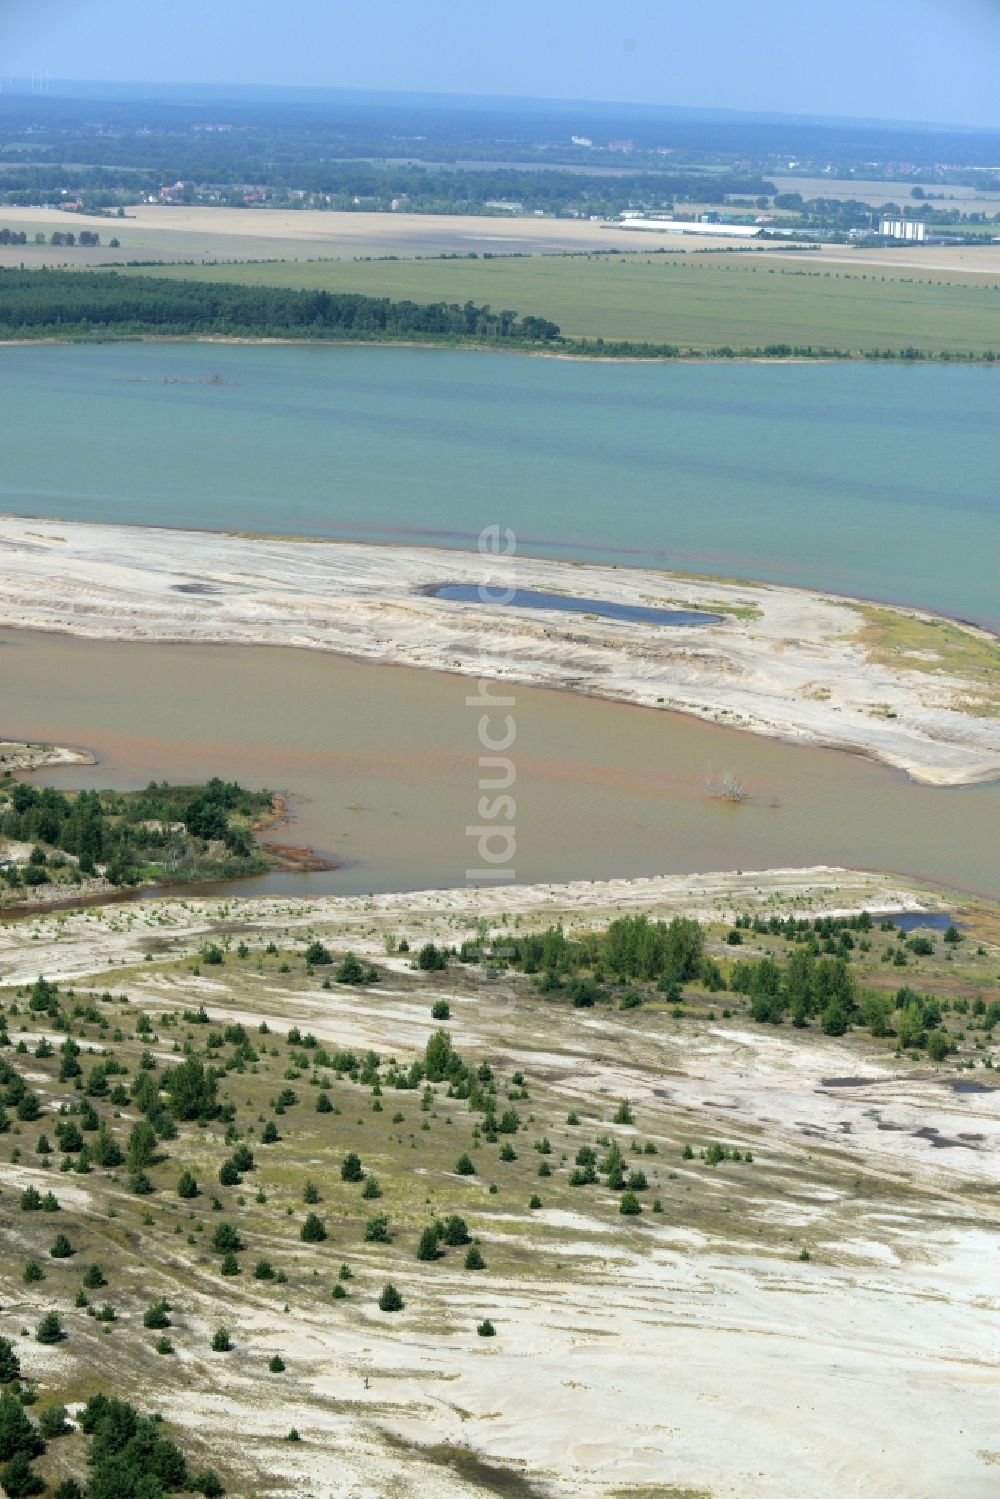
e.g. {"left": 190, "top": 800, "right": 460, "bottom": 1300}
{"left": 571, "top": 135, "right": 592, "bottom": 147}
{"left": 880, "top": 218, "right": 926, "bottom": 241}
{"left": 608, "top": 138, "right": 635, "bottom": 152}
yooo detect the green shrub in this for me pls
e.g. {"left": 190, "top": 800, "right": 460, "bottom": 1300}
{"left": 1, "top": 1451, "right": 45, "bottom": 1497}
{"left": 142, "top": 1300, "right": 171, "bottom": 1330}
{"left": 212, "top": 1223, "right": 242, "bottom": 1254}
{"left": 0, "top": 1389, "right": 44, "bottom": 1459}
{"left": 35, "top": 1312, "right": 63, "bottom": 1344}
{"left": 442, "top": 1215, "right": 470, "bottom": 1246}
{"left": 0, "top": 1337, "right": 21, "bottom": 1385}
{"left": 340, "top": 1152, "right": 364, "bottom": 1182}
{"left": 335, "top": 953, "right": 365, "bottom": 985}
{"left": 416, "top": 1226, "right": 440, "bottom": 1262}
{"left": 37, "top": 1404, "right": 69, "bottom": 1440}
{"left": 300, "top": 1213, "right": 327, "bottom": 1243}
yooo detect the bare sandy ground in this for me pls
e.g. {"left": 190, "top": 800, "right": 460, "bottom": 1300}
{"left": 1, "top": 516, "right": 997, "bottom": 785}
{"left": 0, "top": 865, "right": 943, "bottom": 987}
{"left": 2, "top": 870, "right": 997, "bottom": 1499}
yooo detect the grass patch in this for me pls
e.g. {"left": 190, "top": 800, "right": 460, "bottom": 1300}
{"left": 857, "top": 606, "right": 1000, "bottom": 715}
{"left": 382, "top": 1435, "right": 549, "bottom": 1497}
{"left": 611, "top": 1488, "right": 713, "bottom": 1499}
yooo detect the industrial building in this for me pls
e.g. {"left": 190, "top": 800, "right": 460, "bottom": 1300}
{"left": 880, "top": 218, "right": 926, "bottom": 241}
{"left": 615, "top": 216, "right": 762, "bottom": 239}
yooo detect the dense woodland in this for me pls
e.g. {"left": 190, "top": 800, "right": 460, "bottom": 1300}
{"left": 0, "top": 269, "right": 561, "bottom": 343}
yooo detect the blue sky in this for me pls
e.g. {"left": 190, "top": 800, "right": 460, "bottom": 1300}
{"left": 3, "top": 0, "right": 1000, "bottom": 127}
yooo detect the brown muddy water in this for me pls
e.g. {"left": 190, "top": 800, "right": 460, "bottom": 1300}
{"left": 2, "top": 628, "right": 998, "bottom": 900}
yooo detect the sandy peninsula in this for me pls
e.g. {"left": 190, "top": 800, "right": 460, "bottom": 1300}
{"left": 0, "top": 738, "right": 94, "bottom": 772}
{"left": 1, "top": 515, "right": 997, "bottom": 786}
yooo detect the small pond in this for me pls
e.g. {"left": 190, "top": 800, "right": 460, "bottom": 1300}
{"left": 430, "top": 584, "right": 722, "bottom": 627}
{"left": 875, "top": 912, "right": 962, "bottom": 935}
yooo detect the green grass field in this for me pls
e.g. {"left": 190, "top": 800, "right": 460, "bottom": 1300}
{"left": 123, "top": 252, "right": 1000, "bottom": 354}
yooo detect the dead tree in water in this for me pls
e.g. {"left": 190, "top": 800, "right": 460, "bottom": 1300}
{"left": 707, "top": 771, "right": 747, "bottom": 804}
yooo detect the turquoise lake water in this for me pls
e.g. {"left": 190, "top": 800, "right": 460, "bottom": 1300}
{"left": 1, "top": 343, "right": 998, "bottom": 628}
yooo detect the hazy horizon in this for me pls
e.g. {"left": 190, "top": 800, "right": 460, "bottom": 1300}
{"left": 4, "top": 0, "right": 1000, "bottom": 130}
{"left": 3, "top": 75, "right": 999, "bottom": 138}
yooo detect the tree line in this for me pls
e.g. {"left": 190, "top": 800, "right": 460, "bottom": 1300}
{"left": 0, "top": 269, "right": 561, "bottom": 343}
{"left": 0, "top": 228, "right": 104, "bottom": 247}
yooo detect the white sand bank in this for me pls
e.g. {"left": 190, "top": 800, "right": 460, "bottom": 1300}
{"left": 0, "top": 516, "right": 997, "bottom": 785}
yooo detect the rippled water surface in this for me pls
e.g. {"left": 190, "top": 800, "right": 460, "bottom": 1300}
{"left": 1, "top": 343, "right": 998, "bottom": 627}
{"left": 3, "top": 631, "right": 998, "bottom": 899}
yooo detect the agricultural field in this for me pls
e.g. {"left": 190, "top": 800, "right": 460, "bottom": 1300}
{"left": 1, "top": 891, "right": 999, "bottom": 1498}
{"left": 774, "top": 175, "right": 1000, "bottom": 215}
{"left": 0, "top": 206, "right": 720, "bottom": 271}
{"left": 120, "top": 251, "right": 1000, "bottom": 354}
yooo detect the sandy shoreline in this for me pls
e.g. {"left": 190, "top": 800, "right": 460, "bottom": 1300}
{"left": 0, "top": 864, "right": 945, "bottom": 984}
{"left": 0, "top": 738, "right": 95, "bottom": 772}
{"left": 1, "top": 515, "right": 997, "bottom": 786}
{"left": 5, "top": 333, "right": 996, "bottom": 367}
